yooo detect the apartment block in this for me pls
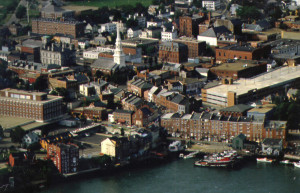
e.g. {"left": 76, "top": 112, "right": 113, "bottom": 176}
{"left": 0, "top": 88, "right": 63, "bottom": 122}
{"left": 161, "top": 112, "right": 286, "bottom": 143}
{"left": 47, "top": 143, "right": 79, "bottom": 174}
{"left": 32, "top": 18, "right": 85, "bottom": 38}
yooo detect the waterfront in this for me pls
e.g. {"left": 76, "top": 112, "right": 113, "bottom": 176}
{"left": 41, "top": 159, "right": 300, "bottom": 193}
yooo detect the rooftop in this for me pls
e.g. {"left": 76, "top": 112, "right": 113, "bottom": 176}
{"left": 220, "top": 104, "right": 253, "bottom": 113}
{"left": 217, "top": 43, "right": 256, "bottom": 52}
{"left": 211, "top": 60, "right": 258, "bottom": 71}
{"left": 205, "top": 65, "right": 300, "bottom": 97}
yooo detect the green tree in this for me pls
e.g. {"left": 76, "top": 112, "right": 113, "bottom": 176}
{"left": 236, "top": 6, "right": 261, "bottom": 20}
{"left": 16, "top": 5, "right": 26, "bottom": 19}
{"left": 146, "top": 46, "right": 155, "bottom": 55}
{"left": 152, "top": 0, "right": 160, "bottom": 5}
{"left": 126, "top": 18, "right": 138, "bottom": 28}
{"left": 33, "top": 76, "right": 48, "bottom": 91}
{"left": 95, "top": 70, "right": 103, "bottom": 79}
{"left": 10, "top": 126, "right": 26, "bottom": 143}
{"left": 173, "top": 10, "right": 183, "bottom": 19}
{"left": 193, "top": 0, "right": 202, "bottom": 8}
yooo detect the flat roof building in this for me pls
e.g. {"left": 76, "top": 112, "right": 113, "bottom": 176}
{"left": 202, "top": 65, "right": 300, "bottom": 107}
{"left": 0, "top": 88, "right": 63, "bottom": 122}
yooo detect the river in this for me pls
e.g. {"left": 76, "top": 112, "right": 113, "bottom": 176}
{"left": 41, "top": 159, "right": 300, "bottom": 193}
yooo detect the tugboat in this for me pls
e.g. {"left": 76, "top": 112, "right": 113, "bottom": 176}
{"left": 194, "top": 151, "right": 238, "bottom": 168}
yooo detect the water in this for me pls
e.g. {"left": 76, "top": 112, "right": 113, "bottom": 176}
{"left": 41, "top": 159, "right": 300, "bottom": 193}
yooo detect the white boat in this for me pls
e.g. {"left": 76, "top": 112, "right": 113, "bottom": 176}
{"left": 183, "top": 151, "right": 199, "bottom": 159}
{"left": 280, "top": 160, "right": 291, "bottom": 165}
{"left": 294, "top": 161, "right": 300, "bottom": 168}
{"left": 256, "top": 157, "right": 273, "bottom": 163}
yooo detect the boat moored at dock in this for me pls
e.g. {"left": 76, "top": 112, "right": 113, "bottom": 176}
{"left": 256, "top": 158, "right": 273, "bottom": 163}
{"left": 194, "top": 150, "right": 239, "bottom": 168}
{"left": 294, "top": 161, "right": 300, "bottom": 168}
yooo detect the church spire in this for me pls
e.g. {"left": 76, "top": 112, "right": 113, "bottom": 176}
{"left": 114, "top": 22, "right": 126, "bottom": 67}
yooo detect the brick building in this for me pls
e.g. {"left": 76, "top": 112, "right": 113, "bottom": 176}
{"left": 155, "top": 91, "right": 190, "bottom": 113}
{"left": 132, "top": 105, "right": 158, "bottom": 127}
{"left": 40, "top": 43, "right": 76, "bottom": 66}
{"left": 173, "top": 37, "right": 206, "bottom": 58}
{"left": 113, "top": 109, "right": 133, "bottom": 125}
{"left": 32, "top": 18, "right": 85, "bottom": 38}
{"left": 210, "top": 60, "right": 267, "bottom": 80}
{"left": 161, "top": 112, "right": 286, "bottom": 143}
{"left": 219, "top": 104, "right": 253, "bottom": 117}
{"left": 159, "top": 42, "right": 188, "bottom": 64}
{"left": 47, "top": 143, "right": 79, "bottom": 174}
{"left": 8, "top": 23, "right": 22, "bottom": 36}
{"left": 0, "top": 88, "right": 63, "bottom": 122}
{"left": 127, "top": 78, "right": 153, "bottom": 98}
{"left": 71, "top": 106, "right": 108, "bottom": 120}
{"left": 179, "top": 14, "right": 204, "bottom": 37}
{"left": 48, "top": 73, "right": 89, "bottom": 90}
{"left": 8, "top": 60, "right": 47, "bottom": 77}
{"left": 122, "top": 95, "right": 144, "bottom": 111}
{"left": 215, "top": 43, "right": 271, "bottom": 62}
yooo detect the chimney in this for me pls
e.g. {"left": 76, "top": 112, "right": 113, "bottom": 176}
{"left": 208, "top": 12, "right": 211, "bottom": 22}
{"left": 211, "top": 57, "right": 214, "bottom": 65}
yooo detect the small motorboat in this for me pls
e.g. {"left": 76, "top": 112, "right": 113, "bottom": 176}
{"left": 294, "top": 161, "right": 300, "bottom": 168}
{"left": 280, "top": 160, "right": 291, "bottom": 165}
{"left": 256, "top": 157, "right": 273, "bottom": 163}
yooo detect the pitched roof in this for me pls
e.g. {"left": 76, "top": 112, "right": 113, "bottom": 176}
{"left": 199, "top": 26, "right": 231, "bottom": 38}
{"left": 114, "top": 109, "right": 133, "bottom": 114}
{"left": 235, "top": 133, "right": 246, "bottom": 141}
{"left": 91, "top": 58, "right": 118, "bottom": 70}
{"left": 262, "top": 138, "right": 282, "bottom": 146}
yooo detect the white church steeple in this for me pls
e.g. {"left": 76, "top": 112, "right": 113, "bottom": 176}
{"left": 114, "top": 23, "right": 126, "bottom": 67}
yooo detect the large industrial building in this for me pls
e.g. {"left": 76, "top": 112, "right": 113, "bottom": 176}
{"left": 202, "top": 66, "right": 300, "bottom": 107}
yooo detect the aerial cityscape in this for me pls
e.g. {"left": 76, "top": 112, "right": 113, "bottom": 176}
{"left": 0, "top": 0, "right": 300, "bottom": 192}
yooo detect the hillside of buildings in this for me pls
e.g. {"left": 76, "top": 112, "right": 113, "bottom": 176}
{"left": 0, "top": 0, "right": 300, "bottom": 191}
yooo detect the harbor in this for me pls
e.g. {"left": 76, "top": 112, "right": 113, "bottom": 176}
{"left": 40, "top": 157, "right": 300, "bottom": 193}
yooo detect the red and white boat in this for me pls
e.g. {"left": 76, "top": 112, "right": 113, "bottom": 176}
{"left": 256, "top": 157, "right": 273, "bottom": 163}
{"left": 195, "top": 151, "right": 238, "bottom": 168}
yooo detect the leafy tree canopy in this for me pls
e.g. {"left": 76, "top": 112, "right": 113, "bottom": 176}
{"left": 10, "top": 126, "right": 26, "bottom": 143}
{"left": 236, "top": 6, "right": 261, "bottom": 21}
{"left": 16, "top": 5, "right": 26, "bottom": 19}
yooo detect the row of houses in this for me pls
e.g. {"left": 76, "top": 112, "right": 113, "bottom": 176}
{"left": 161, "top": 111, "right": 287, "bottom": 144}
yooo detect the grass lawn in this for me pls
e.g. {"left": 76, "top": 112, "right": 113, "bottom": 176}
{"left": 0, "top": 0, "right": 19, "bottom": 7}
{"left": 69, "top": 0, "right": 153, "bottom": 8}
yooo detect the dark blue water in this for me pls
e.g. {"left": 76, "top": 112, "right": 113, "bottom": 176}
{"left": 41, "top": 159, "right": 300, "bottom": 193}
